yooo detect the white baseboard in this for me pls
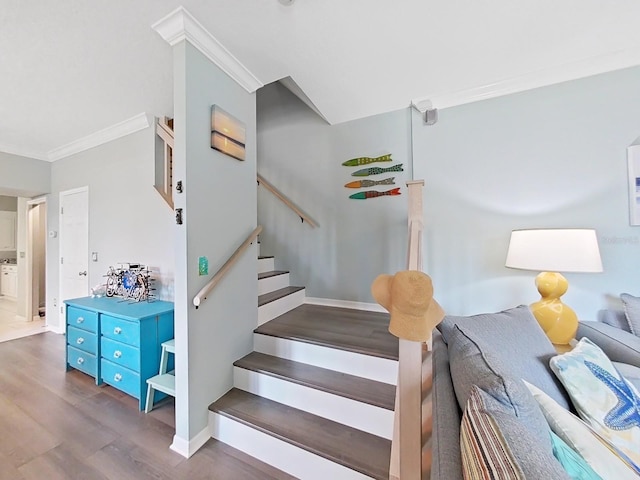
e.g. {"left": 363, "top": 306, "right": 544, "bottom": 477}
{"left": 209, "top": 412, "right": 371, "bottom": 480}
{"left": 170, "top": 426, "right": 210, "bottom": 458}
{"left": 46, "top": 324, "right": 65, "bottom": 334}
{"left": 305, "top": 297, "right": 387, "bottom": 313}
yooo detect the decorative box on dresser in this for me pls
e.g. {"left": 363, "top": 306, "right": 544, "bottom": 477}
{"left": 65, "top": 296, "right": 175, "bottom": 410}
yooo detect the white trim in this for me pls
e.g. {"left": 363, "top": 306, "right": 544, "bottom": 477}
{"left": 254, "top": 334, "right": 398, "bottom": 385}
{"left": 258, "top": 272, "right": 290, "bottom": 296}
{"left": 152, "top": 6, "right": 263, "bottom": 93}
{"left": 170, "top": 426, "right": 210, "bottom": 458}
{"left": 27, "top": 196, "right": 47, "bottom": 206}
{"left": 412, "top": 46, "right": 640, "bottom": 111}
{"left": 304, "top": 297, "right": 387, "bottom": 313}
{"left": 47, "top": 113, "right": 150, "bottom": 162}
{"left": 258, "top": 288, "right": 305, "bottom": 325}
{"left": 257, "top": 257, "right": 275, "bottom": 274}
{"left": 234, "top": 367, "right": 393, "bottom": 439}
{"left": 0, "top": 143, "right": 48, "bottom": 161}
{"left": 209, "top": 413, "right": 371, "bottom": 480}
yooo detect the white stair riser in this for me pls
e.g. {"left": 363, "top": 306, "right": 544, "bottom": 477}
{"left": 209, "top": 413, "right": 373, "bottom": 480}
{"left": 257, "top": 257, "right": 275, "bottom": 274}
{"left": 234, "top": 367, "right": 393, "bottom": 439}
{"left": 254, "top": 334, "right": 398, "bottom": 385}
{"left": 258, "top": 273, "right": 290, "bottom": 296}
{"left": 258, "top": 289, "right": 305, "bottom": 325}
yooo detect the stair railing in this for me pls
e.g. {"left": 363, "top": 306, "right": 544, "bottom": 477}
{"left": 389, "top": 180, "right": 426, "bottom": 480}
{"left": 193, "top": 225, "right": 263, "bottom": 309}
{"left": 257, "top": 173, "right": 318, "bottom": 228}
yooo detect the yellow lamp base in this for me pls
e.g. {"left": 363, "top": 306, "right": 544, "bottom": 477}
{"left": 530, "top": 272, "right": 578, "bottom": 346}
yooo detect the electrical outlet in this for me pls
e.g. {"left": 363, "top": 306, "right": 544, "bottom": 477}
{"left": 53, "top": 298, "right": 57, "bottom": 307}
{"left": 92, "top": 252, "right": 98, "bottom": 262}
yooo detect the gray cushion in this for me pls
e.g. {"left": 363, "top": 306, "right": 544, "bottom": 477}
{"left": 598, "top": 308, "right": 632, "bottom": 332}
{"left": 613, "top": 361, "right": 640, "bottom": 391}
{"left": 620, "top": 293, "right": 640, "bottom": 336}
{"left": 438, "top": 305, "right": 572, "bottom": 410}
{"left": 577, "top": 321, "right": 640, "bottom": 369}
{"left": 448, "top": 325, "right": 553, "bottom": 452}
{"left": 461, "top": 386, "right": 571, "bottom": 480}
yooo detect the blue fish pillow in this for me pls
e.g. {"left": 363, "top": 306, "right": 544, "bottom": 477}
{"left": 550, "top": 338, "right": 640, "bottom": 469}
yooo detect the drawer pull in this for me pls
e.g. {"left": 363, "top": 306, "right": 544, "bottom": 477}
{"left": 114, "top": 327, "right": 122, "bottom": 335}
{"left": 113, "top": 350, "right": 122, "bottom": 359}
{"left": 76, "top": 337, "right": 84, "bottom": 345}
{"left": 77, "top": 357, "right": 85, "bottom": 365}
{"left": 114, "top": 373, "right": 122, "bottom": 382}
{"left": 77, "top": 317, "right": 84, "bottom": 324}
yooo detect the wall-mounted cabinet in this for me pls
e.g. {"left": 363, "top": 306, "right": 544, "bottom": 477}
{"left": 0, "top": 211, "right": 17, "bottom": 251}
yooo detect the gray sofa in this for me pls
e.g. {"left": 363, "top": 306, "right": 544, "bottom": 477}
{"left": 430, "top": 306, "right": 640, "bottom": 480}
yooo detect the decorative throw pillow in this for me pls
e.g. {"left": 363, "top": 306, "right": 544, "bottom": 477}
{"left": 439, "top": 305, "right": 572, "bottom": 409}
{"left": 526, "top": 381, "right": 640, "bottom": 479}
{"left": 460, "top": 385, "right": 570, "bottom": 480}
{"left": 549, "top": 430, "right": 602, "bottom": 480}
{"left": 550, "top": 337, "right": 640, "bottom": 468}
{"left": 621, "top": 293, "right": 640, "bottom": 336}
{"left": 448, "top": 325, "right": 553, "bottom": 451}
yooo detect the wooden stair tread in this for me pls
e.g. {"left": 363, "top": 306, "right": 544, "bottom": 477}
{"left": 209, "top": 389, "right": 391, "bottom": 480}
{"left": 258, "top": 256, "right": 274, "bottom": 259}
{"left": 235, "top": 352, "right": 395, "bottom": 410}
{"left": 255, "top": 304, "right": 398, "bottom": 360}
{"left": 258, "top": 286, "right": 305, "bottom": 307}
{"left": 258, "top": 270, "right": 289, "bottom": 280}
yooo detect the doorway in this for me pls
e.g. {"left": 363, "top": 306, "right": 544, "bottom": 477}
{"left": 27, "top": 198, "right": 47, "bottom": 323}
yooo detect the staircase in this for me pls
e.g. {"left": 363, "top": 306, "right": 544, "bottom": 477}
{"left": 208, "top": 254, "right": 398, "bottom": 479}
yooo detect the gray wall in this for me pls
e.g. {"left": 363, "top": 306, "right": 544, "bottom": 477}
{"left": 0, "top": 152, "right": 50, "bottom": 197}
{"left": 413, "top": 65, "right": 640, "bottom": 319}
{"left": 47, "top": 126, "right": 175, "bottom": 329}
{"left": 172, "top": 42, "right": 258, "bottom": 442}
{"left": 257, "top": 83, "right": 411, "bottom": 302}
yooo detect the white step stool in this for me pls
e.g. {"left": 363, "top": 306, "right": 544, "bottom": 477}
{"left": 145, "top": 339, "right": 175, "bottom": 413}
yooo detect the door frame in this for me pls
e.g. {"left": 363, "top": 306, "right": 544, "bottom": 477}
{"left": 59, "top": 186, "right": 89, "bottom": 331}
{"left": 25, "top": 196, "right": 47, "bottom": 324}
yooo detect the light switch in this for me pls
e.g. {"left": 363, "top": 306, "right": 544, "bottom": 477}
{"left": 92, "top": 252, "right": 98, "bottom": 262}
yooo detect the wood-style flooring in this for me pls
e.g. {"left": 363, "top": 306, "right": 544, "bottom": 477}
{"left": 0, "top": 332, "right": 295, "bottom": 480}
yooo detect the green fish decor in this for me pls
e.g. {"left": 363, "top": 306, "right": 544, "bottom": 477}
{"left": 342, "top": 154, "right": 392, "bottom": 167}
{"left": 349, "top": 188, "right": 401, "bottom": 200}
{"left": 351, "top": 164, "right": 404, "bottom": 177}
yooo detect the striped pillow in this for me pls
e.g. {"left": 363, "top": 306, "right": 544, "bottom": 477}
{"left": 460, "top": 385, "right": 570, "bottom": 480}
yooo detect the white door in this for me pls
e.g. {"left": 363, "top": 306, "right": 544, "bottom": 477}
{"left": 59, "top": 188, "right": 89, "bottom": 330}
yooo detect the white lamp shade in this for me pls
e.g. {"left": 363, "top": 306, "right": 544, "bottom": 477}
{"left": 505, "top": 229, "right": 603, "bottom": 273}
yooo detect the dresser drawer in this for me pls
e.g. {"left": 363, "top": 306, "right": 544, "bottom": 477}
{"left": 68, "top": 346, "right": 98, "bottom": 378}
{"left": 67, "top": 307, "right": 98, "bottom": 334}
{"left": 101, "top": 359, "right": 140, "bottom": 398}
{"left": 101, "top": 337, "right": 140, "bottom": 372}
{"left": 101, "top": 315, "right": 139, "bottom": 347}
{"left": 67, "top": 326, "right": 98, "bottom": 355}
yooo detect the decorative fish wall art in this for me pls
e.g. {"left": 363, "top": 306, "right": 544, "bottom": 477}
{"left": 344, "top": 177, "right": 395, "bottom": 188}
{"left": 351, "top": 164, "right": 403, "bottom": 177}
{"left": 349, "top": 188, "right": 401, "bottom": 200}
{"left": 342, "top": 154, "right": 393, "bottom": 167}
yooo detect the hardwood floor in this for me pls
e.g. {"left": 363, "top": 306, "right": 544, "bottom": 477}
{"left": 0, "top": 333, "right": 295, "bottom": 480}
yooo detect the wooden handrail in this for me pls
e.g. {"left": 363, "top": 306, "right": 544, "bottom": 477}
{"left": 192, "top": 225, "right": 263, "bottom": 308}
{"left": 389, "top": 180, "right": 426, "bottom": 480}
{"left": 257, "top": 174, "right": 318, "bottom": 228}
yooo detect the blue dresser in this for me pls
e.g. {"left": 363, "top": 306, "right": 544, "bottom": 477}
{"left": 65, "top": 297, "right": 174, "bottom": 410}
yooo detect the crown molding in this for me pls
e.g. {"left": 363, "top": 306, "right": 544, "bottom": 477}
{"left": 47, "top": 113, "right": 149, "bottom": 162}
{"left": 412, "top": 46, "right": 640, "bottom": 111}
{"left": 152, "top": 6, "right": 263, "bottom": 93}
{"left": 0, "top": 143, "right": 48, "bottom": 161}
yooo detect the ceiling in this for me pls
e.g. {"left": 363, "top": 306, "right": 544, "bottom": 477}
{"left": 3, "top": 0, "right": 640, "bottom": 161}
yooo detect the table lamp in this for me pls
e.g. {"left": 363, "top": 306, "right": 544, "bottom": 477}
{"left": 505, "top": 229, "right": 603, "bottom": 345}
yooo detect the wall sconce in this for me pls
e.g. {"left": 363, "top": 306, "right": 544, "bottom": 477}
{"left": 211, "top": 105, "right": 246, "bottom": 161}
